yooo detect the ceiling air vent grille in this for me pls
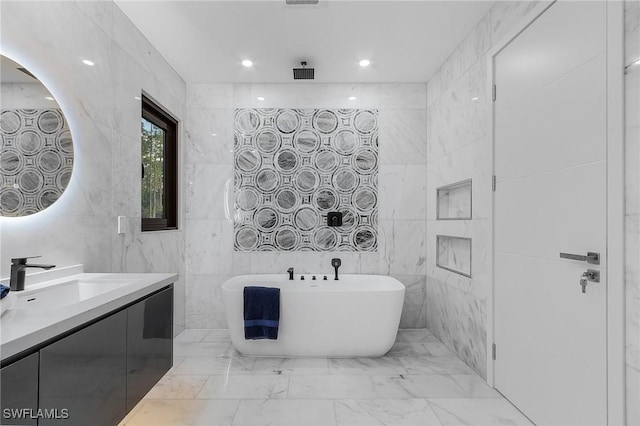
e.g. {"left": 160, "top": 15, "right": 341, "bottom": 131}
{"left": 293, "top": 62, "right": 314, "bottom": 80}
{"left": 286, "top": 0, "right": 319, "bottom": 4}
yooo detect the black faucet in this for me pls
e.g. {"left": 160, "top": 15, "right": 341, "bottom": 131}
{"left": 331, "top": 258, "right": 341, "bottom": 281}
{"left": 287, "top": 267, "right": 294, "bottom": 281}
{"left": 10, "top": 257, "right": 56, "bottom": 291}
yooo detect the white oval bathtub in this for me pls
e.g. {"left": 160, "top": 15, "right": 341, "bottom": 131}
{"left": 222, "top": 274, "right": 405, "bottom": 357}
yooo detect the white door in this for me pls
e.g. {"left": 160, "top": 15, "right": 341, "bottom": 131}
{"left": 493, "top": 1, "right": 607, "bottom": 425}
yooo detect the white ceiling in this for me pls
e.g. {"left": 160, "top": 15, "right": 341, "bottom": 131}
{"left": 115, "top": 0, "right": 494, "bottom": 83}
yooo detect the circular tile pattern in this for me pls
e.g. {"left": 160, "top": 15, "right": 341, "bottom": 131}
{"left": 37, "top": 150, "right": 62, "bottom": 173}
{"left": 353, "top": 187, "right": 377, "bottom": 212}
{"left": 236, "top": 187, "right": 260, "bottom": 211}
{"left": 353, "top": 226, "right": 377, "bottom": 250}
{"left": 0, "top": 149, "right": 23, "bottom": 175}
{"left": 276, "top": 110, "right": 299, "bottom": 134}
{"left": 313, "top": 149, "right": 339, "bottom": 173}
{"left": 275, "top": 188, "right": 299, "bottom": 212}
{"left": 233, "top": 108, "right": 378, "bottom": 252}
{"left": 17, "top": 169, "right": 43, "bottom": 194}
{"left": 274, "top": 149, "right": 299, "bottom": 174}
{"left": 255, "top": 207, "right": 279, "bottom": 232}
{"left": 294, "top": 207, "right": 318, "bottom": 231}
{"left": 354, "top": 110, "right": 377, "bottom": 134}
{"left": 16, "top": 130, "right": 43, "bottom": 155}
{"left": 255, "top": 130, "right": 281, "bottom": 154}
{"left": 293, "top": 129, "right": 320, "bottom": 153}
{"left": 313, "top": 187, "right": 339, "bottom": 211}
{"left": 275, "top": 227, "right": 300, "bottom": 251}
{"left": 332, "top": 168, "right": 359, "bottom": 193}
{"left": 235, "top": 148, "right": 261, "bottom": 173}
{"left": 37, "top": 188, "right": 61, "bottom": 210}
{"left": 37, "top": 110, "right": 63, "bottom": 134}
{"left": 0, "top": 189, "right": 23, "bottom": 214}
{"left": 235, "top": 109, "right": 260, "bottom": 134}
{"left": 352, "top": 149, "right": 377, "bottom": 174}
{"left": 293, "top": 168, "right": 320, "bottom": 193}
{"left": 236, "top": 226, "right": 259, "bottom": 250}
{"left": 0, "top": 111, "right": 21, "bottom": 134}
{"left": 314, "top": 228, "right": 338, "bottom": 250}
{"left": 314, "top": 110, "right": 338, "bottom": 134}
{"left": 255, "top": 169, "right": 280, "bottom": 193}
{"left": 332, "top": 130, "right": 358, "bottom": 155}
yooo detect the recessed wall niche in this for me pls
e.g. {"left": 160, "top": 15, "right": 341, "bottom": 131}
{"left": 233, "top": 108, "right": 378, "bottom": 252}
{"left": 437, "top": 179, "right": 471, "bottom": 220}
{"left": 436, "top": 235, "right": 472, "bottom": 277}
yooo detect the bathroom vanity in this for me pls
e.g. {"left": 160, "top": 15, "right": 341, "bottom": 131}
{"left": 0, "top": 266, "right": 176, "bottom": 426}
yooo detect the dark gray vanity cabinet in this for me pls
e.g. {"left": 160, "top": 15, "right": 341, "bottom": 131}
{"left": 0, "top": 352, "right": 39, "bottom": 425}
{"left": 39, "top": 310, "right": 127, "bottom": 426}
{"left": 126, "top": 287, "right": 173, "bottom": 411}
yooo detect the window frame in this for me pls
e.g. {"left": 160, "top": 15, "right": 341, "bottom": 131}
{"left": 141, "top": 95, "right": 178, "bottom": 232}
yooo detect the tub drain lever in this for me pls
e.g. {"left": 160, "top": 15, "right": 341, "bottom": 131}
{"left": 331, "top": 258, "right": 341, "bottom": 281}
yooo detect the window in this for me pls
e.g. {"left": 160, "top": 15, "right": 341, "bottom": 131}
{"left": 141, "top": 95, "right": 178, "bottom": 231}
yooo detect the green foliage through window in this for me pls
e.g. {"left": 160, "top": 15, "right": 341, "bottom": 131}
{"left": 141, "top": 117, "right": 165, "bottom": 220}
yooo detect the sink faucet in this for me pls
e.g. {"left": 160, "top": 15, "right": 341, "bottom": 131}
{"left": 331, "top": 258, "right": 341, "bottom": 281}
{"left": 287, "top": 267, "right": 294, "bottom": 281}
{"left": 10, "top": 257, "right": 56, "bottom": 291}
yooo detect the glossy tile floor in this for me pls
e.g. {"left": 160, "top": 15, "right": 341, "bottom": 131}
{"left": 119, "top": 329, "right": 532, "bottom": 426}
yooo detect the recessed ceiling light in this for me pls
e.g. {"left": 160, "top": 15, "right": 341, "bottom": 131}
{"left": 257, "top": 96, "right": 265, "bottom": 101}
{"left": 82, "top": 59, "right": 95, "bottom": 66}
{"left": 242, "top": 59, "right": 253, "bottom": 67}
{"left": 44, "top": 96, "right": 55, "bottom": 101}
{"left": 359, "top": 59, "right": 370, "bottom": 67}
{"left": 348, "top": 96, "right": 357, "bottom": 101}
{"left": 471, "top": 97, "right": 479, "bottom": 101}
{"left": 211, "top": 133, "right": 217, "bottom": 137}
{"left": 134, "top": 96, "right": 142, "bottom": 101}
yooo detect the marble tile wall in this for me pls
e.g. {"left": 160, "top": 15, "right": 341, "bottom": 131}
{"left": 0, "top": 1, "right": 187, "bottom": 335}
{"left": 185, "top": 83, "right": 427, "bottom": 329}
{"left": 625, "top": 1, "right": 640, "bottom": 424}
{"left": 425, "top": 1, "right": 542, "bottom": 379}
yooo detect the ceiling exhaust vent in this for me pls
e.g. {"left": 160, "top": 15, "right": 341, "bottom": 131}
{"left": 286, "top": 0, "right": 319, "bottom": 4}
{"left": 293, "top": 62, "right": 314, "bottom": 80}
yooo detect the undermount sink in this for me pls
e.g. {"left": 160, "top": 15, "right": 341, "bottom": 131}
{"left": 14, "top": 278, "right": 139, "bottom": 312}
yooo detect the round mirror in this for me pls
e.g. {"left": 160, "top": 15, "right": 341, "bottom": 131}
{"left": 0, "top": 55, "right": 74, "bottom": 217}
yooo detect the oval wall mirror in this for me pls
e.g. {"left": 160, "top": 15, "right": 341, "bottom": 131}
{"left": 0, "top": 54, "right": 74, "bottom": 217}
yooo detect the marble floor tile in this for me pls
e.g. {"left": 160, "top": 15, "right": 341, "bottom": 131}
{"left": 251, "top": 357, "right": 297, "bottom": 375}
{"left": 291, "top": 358, "right": 330, "bottom": 375}
{"left": 395, "top": 329, "right": 436, "bottom": 342}
{"left": 145, "top": 374, "right": 209, "bottom": 399}
{"left": 174, "top": 329, "right": 210, "bottom": 343}
{"left": 231, "top": 399, "right": 336, "bottom": 426}
{"left": 288, "top": 374, "right": 380, "bottom": 399}
{"left": 401, "top": 355, "right": 476, "bottom": 375}
{"left": 122, "top": 399, "right": 239, "bottom": 426}
{"left": 334, "top": 399, "right": 442, "bottom": 426}
{"left": 372, "top": 374, "right": 467, "bottom": 398}
{"left": 328, "top": 357, "right": 408, "bottom": 375}
{"left": 197, "top": 374, "right": 289, "bottom": 399}
{"left": 386, "top": 342, "right": 423, "bottom": 357}
{"left": 203, "top": 329, "right": 232, "bottom": 342}
{"left": 173, "top": 356, "right": 254, "bottom": 375}
{"left": 174, "top": 341, "right": 232, "bottom": 358}
{"left": 428, "top": 398, "right": 533, "bottom": 425}
{"left": 450, "top": 374, "right": 502, "bottom": 398}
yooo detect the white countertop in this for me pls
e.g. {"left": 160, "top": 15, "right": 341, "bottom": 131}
{"left": 1, "top": 266, "right": 177, "bottom": 361}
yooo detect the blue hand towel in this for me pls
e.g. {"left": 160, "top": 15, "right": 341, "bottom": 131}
{"left": 0, "top": 284, "right": 9, "bottom": 300}
{"left": 243, "top": 286, "right": 280, "bottom": 340}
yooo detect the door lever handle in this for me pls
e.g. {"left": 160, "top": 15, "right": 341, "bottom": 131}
{"left": 559, "top": 252, "right": 600, "bottom": 265}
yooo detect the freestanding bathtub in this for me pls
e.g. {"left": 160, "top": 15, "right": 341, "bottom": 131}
{"left": 222, "top": 274, "right": 405, "bottom": 357}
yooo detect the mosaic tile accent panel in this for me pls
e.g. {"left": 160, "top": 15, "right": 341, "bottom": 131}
{"left": 0, "top": 109, "right": 73, "bottom": 217}
{"left": 234, "top": 108, "right": 378, "bottom": 252}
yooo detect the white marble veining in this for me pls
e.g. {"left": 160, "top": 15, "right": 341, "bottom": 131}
{"left": 121, "top": 328, "right": 532, "bottom": 426}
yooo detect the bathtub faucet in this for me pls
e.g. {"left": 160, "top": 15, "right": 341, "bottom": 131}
{"left": 331, "top": 258, "right": 341, "bottom": 281}
{"left": 287, "top": 267, "right": 294, "bottom": 280}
